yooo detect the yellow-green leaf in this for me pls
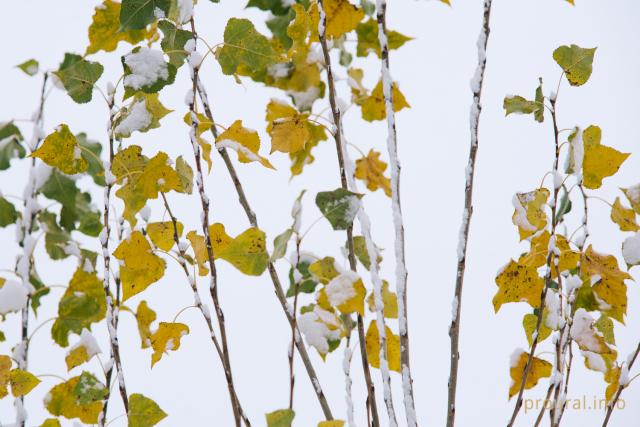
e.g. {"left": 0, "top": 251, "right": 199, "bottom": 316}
{"left": 309, "top": 257, "right": 340, "bottom": 284}
{"left": 150, "top": 322, "right": 189, "bottom": 367}
{"left": 9, "top": 369, "right": 40, "bottom": 397}
{"left": 113, "top": 231, "right": 166, "bottom": 301}
{"left": 33, "top": 125, "right": 88, "bottom": 175}
{"left": 40, "top": 419, "right": 62, "bottom": 427}
{"left": 128, "top": 393, "right": 167, "bottom": 427}
{"left": 0, "top": 355, "right": 12, "bottom": 398}
{"left": 523, "top": 313, "right": 551, "bottom": 346}
{"left": 493, "top": 260, "right": 544, "bottom": 312}
{"left": 147, "top": 221, "right": 183, "bottom": 251}
{"left": 553, "top": 44, "right": 596, "bottom": 86}
{"left": 45, "top": 374, "right": 105, "bottom": 424}
{"left": 355, "top": 19, "right": 411, "bottom": 58}
{"left": 214, "top": 225, "right": 269, "bottom": 276}
{"left": 611, "top": 197, "right": 639, "bottom": 232}
{"left": 266, "top": 409, "right": 295, "bottom": 427}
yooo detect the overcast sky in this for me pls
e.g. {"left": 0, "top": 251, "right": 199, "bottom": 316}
{"left": 1, "top": 1, "right": 639, "bottom": 426}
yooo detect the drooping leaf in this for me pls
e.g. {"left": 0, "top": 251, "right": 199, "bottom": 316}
{"left": 365, "top": 320, "right": 401, "bottom": 372}
{"left": 582, "top": 125, "right": 629, "bottom": 190}
{"left": 150, "top": 322, "right": 189, "bottom": 366}
{"left": 553, "top": 44, "right": 596, "bottom": 86}
{"left": 158, "top": 20, "right": 193, "bottom": 67}
{"left": 0, "top": 122, "right": 26, "bottom": 170}
{"left": 366, "top": 280, "right": 398, "bottom": 319}
{"left": 611, "top": 197, "right": 639, "bottom": 232}
{"left": 0, "top": 196, "right": 18, "bottom": 227}
{"left": 271, "top": 229, "right": 293, "bottom": 261}
{"left": 354, "top": 150, "right": 391, "bottom": 197}
{"left": 266, "top": 409, "right": 295, "bottom": 427}
{"left": 51, "top": 268, "right": 106, "bottom": 347}
{"left": 54, "top": 53, "right": 104, "bottom": 104}
{"left": 360, "top": 80, "right": 410, "bottom": 122}
{"left": 182, "top": 112, "right": 214, "bottom": 172}
{"left": 508, "top": 350, "right": 552, "bottom": 399}
{"left": 493, "top": 260, "right": 544, "bottom": 312}
{"left": 136, "top": 300, "right": 157, "bottom": 349}
{"left": 315, "top": 188, "right": 362, "bottom": 230}
{"left": 86, "top": 0, "right": 156, "bottom": 55}
{"left": 33, "top": 125, "right": 88, "bottom": 175}
{"left": 128, "top": 394, "right": 168, "bottom": 427}
{"left": 113, "top": 231, "right": 166, "bottom": 301}
{"left": 503, "top": 95, "right": 542, "bottom": 118}
{"left": 186, "top": 230, "right": 209, "bottom": 276}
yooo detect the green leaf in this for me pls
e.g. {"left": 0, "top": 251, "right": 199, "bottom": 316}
{"left": 266, "top": 409, "right": 295, "bottom": 427}
{"left": 503, "top": 95, "right": 541, "bottom": 117}
{"left": 247, "top": 0, "right": 291, "bottom": 16}
{"left": 0, "top": 122, "right": 25, "bottom": 170}
{"left": 73, "top": 371, "right": 107, "bottom": 405}
{"left": 553, "top": 44, "right": 596, "bottom": 86}
{"left": 16, "top": 59, "right": 39, "bottom": 76}
{"left": 534, "top": 80, "right": 544, "bottom": 123}
{"left": 38, "top": 211, "right": 71, "bottom": 260}
{"left": 315, "top": 188, "right": 362, "bottom": 230}
{"left": 355, "top": 19, "right": 411, "bottom": 58}
{"left": 122, "top": 47, "right": 177, "bottom": 98}
{"left": 0, "top": 196, "right": 18, "bottom": 227}
{"left": 120, "top": 0, "right": 171, "bottom": 30}
{"left": 45, "top": 374, "right": 104, "bottom": 424}
{"left": 54, "top": 53, "right": 104, "bottom": 104}
{"left": 77, "top": 132, "right": 105, "bottom": 186}
{"left": 595, "top": 315, "right": 616, "bottom": 345}
{"left": 217, "top": 18, "right": 276, "bottom": 80}
{"left": 158, "top": 20, "right": 193, "bottom": 67}
{"left": 271, "top": 228, "right": 293, "bottom": 261}
{"left": 128, "top": 394, "right": 167, "bottom": 427}
{"left": 51, "top": 268, "right": 106, "bottom": 347}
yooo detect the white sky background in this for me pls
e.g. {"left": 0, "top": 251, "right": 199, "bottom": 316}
{"left": 1, "top": 0, "right": 640, "bottom": 426}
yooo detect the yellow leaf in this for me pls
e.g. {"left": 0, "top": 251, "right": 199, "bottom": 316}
{"left": 271, "top": 115, "right": 310, "bottom": 154}
{"left": 85, "top": 0, "right": 155, "bottom": 55}
{"left": 365, "top": 321, "right": 400, "bottom": 372}
{"left": 605, "top": 366, "right": 621, "bottom": 403}
{"left": 216, "top": 120, "right": 274, "bottom": 169}
{"left": 518, "top": 230, "right": 550, "bottom": 268}
{"left": 39, "top": 419, "right": 62, "bottom": 427}
{"left": 366, "top": 280, "right": 398, "bottom": 319}
{"left": 611, "top": 197, "right": 639, "bottom": 232}
{"left": 581, "top": 246, "right": 630, "bottom": 323}
{"left": 147, "top": 221, "right": 183, "bottom": 251}
{"left": 582, "top": 125, "right": 629, "bottom": 190}
{"left": 287, "top": 2, "right": 319, "bottom": 44}
{"left": 65, "top": 346, "right": 90, "bottom": 372}
{"left": 0, "top": 355, "right": 11, "bottom": 398}
{"left": 113, "top": 231, "right": 166, "bottom": 301}
{"left": 183, "top": 112, "right": 214, "bottom": 172}
{"left": 512, "top": 189, "right": 549, "bottom": 240}
{"left": 9, "top": 369, "right": 40, "bottom": 397}
{"left": 309, "top": 257, "right": 340, "bottom": 284}
{"left": 150, "top": 322, "right": 189, "bottom": 367}
{"left": 186, "top": 230, "right": 209, "bottom": 276}
{"left": 322, "top": 0, "right": 365, "bottom": 39}
{"left": 33, "top": 124, "right": 88, "bottom": 175}
{"left": 556, "top": 235, "right": 581, "bottom": 274}
{"left": 318, "top": 421, "right": 346, "bottom": 427}
{"left": 493, "top": 260, "right": 544, "bottom": 312}
{"left": 508, "top": 350, "right": 552, "bottom": 399}
{"left": 216, "top": 226, "right": 269, "bottom": 276}
{"left": 360, "top": 80, "right": 410, "bottom": 122}
{"left": 136, "top": 301, "right": 157, "bottom": 349}
{"left": 319, "top": 272, "right": 365, "bottom": 315}
{"left": 355, "top": 150, "right": 391, "bottom": 197}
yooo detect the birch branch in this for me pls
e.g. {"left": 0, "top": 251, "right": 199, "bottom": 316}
{"left": 195, "top": 77, "right": 335, "bottom": 420}
{"left": 375, "top": 0, "right": 418, "bottom": 425}
{"left": 13, "top": 71, "right": 49, "bottom": 427}
{"left": 159, "top": 192, "right": 251, "bottom": 426}
{"left": 186, "top": 18, "right": 248, "bottom": 427}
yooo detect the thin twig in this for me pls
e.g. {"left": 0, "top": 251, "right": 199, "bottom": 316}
{"left": 376, "top": 1, "right": 419, "bottom": 424}
{"left": 601, "top": 342, "right": 640, "bottom": 426}
{"left": 195, "top": 77, "right": 335, "bottom": 420}
{"left": 186, "top": 17, "right": 248, "bottom": 427}
{"left": 446, "top": 2, "right": 492, "bottom": 426}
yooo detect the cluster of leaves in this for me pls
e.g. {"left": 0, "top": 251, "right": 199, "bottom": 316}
{"left": 497, "top": 44, "right": 636, "bottom": 411}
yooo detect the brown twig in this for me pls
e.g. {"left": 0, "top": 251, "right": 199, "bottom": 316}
{"left": 601, "top": 342, "right": 640, "bottom": 426}
{"left": 195, "top": 77, "right": 335, "bottom": 420}
{"left": 447, "top": 2, "right": 492, "bottom": 426}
